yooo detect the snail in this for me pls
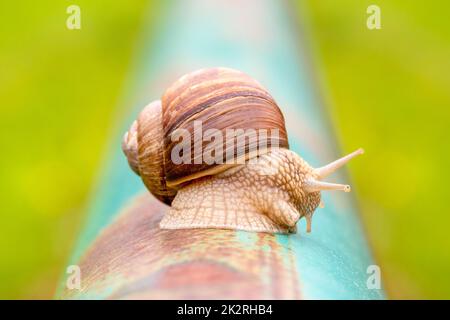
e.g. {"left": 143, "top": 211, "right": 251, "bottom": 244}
{"left": 122, "top": 67, "right": 363, "bottom": 234}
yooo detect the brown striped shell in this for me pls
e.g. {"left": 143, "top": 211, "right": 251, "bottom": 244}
{"left": 123, "top": 67, "right": 289, "bottom": 205}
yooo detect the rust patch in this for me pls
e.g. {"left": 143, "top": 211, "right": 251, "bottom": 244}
{"left": 61, "top": 194, "right": 301, "bottom": 299}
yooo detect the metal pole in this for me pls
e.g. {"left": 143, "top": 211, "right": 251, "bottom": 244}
{"left": 58, "top": 0, "right": 384, "bottom": 299}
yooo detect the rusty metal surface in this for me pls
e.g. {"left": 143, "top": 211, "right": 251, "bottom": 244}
{"left": 61, "top": 195, "right": 300, "bottom": 299}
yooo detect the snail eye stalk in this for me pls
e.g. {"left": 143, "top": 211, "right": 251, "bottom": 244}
{"left": 304, "top": 148, "right": 363, "bottom": 193}
{"left": 304, "top": 180, "right": 351, "bottom": 193}
{"left": 314, "top": 148, "right": 364, "bottom": 179}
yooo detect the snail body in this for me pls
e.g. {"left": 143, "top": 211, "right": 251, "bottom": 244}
{"left": 122, "top": 67, "right": 363, "bottom": 234}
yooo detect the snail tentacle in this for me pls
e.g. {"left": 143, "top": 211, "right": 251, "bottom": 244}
{"left": 314, "top": 148, "right": 364, "bottom": 179}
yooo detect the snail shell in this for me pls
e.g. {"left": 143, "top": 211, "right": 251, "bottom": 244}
{"left": 123, "top": 67, "right": 363, "bottom": 234}
{"left": 124, "top": 68, "right": 288, "bottom": 204}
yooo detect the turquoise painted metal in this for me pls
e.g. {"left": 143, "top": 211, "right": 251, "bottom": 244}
{"left": 58, "top": 0, "right": 384, "bottom": 299}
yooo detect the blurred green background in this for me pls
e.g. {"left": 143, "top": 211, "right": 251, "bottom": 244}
{"left": 0, "top": 0, "right": 448, "bottom": 299}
